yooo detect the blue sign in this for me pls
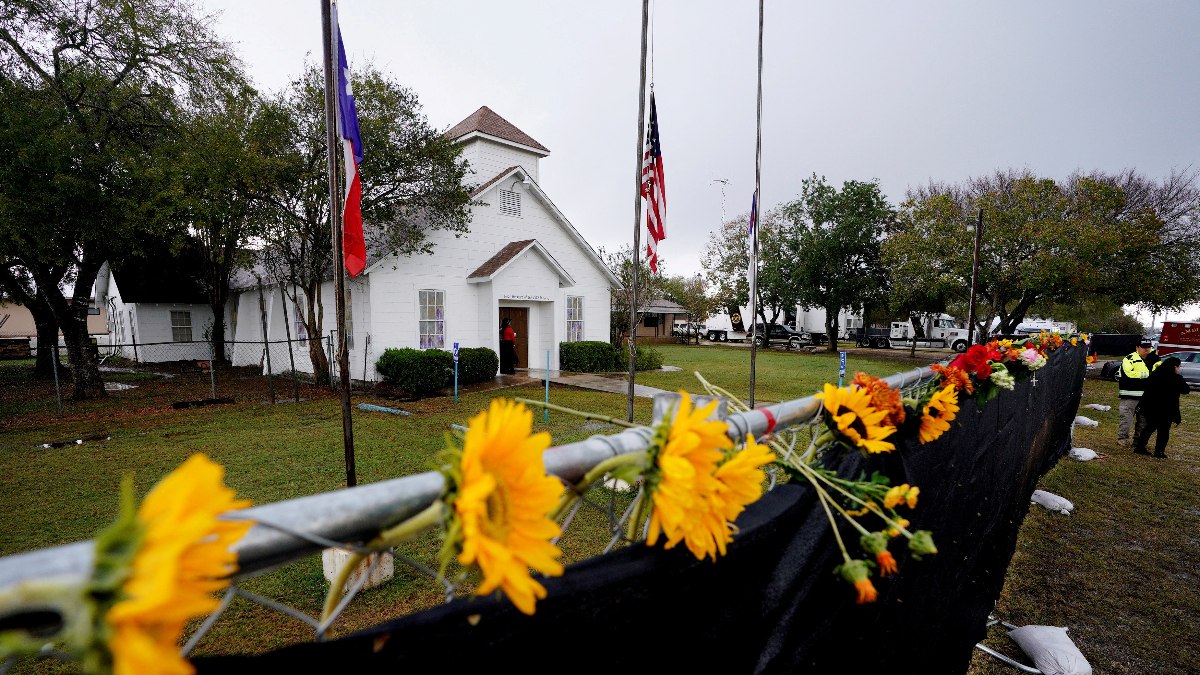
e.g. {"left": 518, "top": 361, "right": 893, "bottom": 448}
{"left": 453, "top": 341, "right": 459, "bottom": 362}
{"left": 838, "top": 351, "right": 847, "bottom": 386}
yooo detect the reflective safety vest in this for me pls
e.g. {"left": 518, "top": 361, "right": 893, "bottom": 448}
{"left": 1118, "top": 352, "right": 1151, "bottom": 398}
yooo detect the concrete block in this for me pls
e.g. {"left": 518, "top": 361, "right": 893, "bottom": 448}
{"left": 322, "top": 548, "right": 394, "bottom": 592}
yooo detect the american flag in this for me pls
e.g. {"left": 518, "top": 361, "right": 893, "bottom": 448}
{"left": 641, "top": 93, "right": 665, "bottom": 273}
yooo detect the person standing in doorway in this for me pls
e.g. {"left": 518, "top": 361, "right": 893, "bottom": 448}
{"left": 499, "top": 317, "right": 518, "bottom": 375}
{"left": 1132, "top": 355, "right": 1188, "bottom": 458}
{"left": 1117, "top": 339, "right": 1156, "bottom": 447}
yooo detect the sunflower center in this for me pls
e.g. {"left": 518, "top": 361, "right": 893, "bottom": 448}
{"left": 845, "top": 413, "right": 868, "bottom": 440}
{"left": 480, "top": 477, "right": 512, "bottom": 541}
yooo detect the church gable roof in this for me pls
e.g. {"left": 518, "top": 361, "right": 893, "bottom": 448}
{"left": 445, "top": 106, "right": 550, "bottom": 155}
{"left": 467, "top": 239, "right": 575, "bottom": 287}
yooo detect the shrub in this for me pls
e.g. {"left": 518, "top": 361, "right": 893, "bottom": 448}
{"left": 635, "top": 345, "right": 664, "bottom": 371}
{"left": 375, "top": 348, "right": 453, "bottom": 396}
{"left": 560, "top": 341, "right": 622, "bottom": 372}
{"left": 559, "top": 341, "right": 663, "bottom": 372}
{"left": 457, "top": 347, "right": 499, "bottom": 384}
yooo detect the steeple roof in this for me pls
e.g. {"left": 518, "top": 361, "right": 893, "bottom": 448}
{"left": 444, "top": 106, "right": 550, "bottom": 154}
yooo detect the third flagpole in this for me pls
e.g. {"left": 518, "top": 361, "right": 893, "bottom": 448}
{"left": 321, "top": 0, "right": 357, "bottom": 487}
{"left": 627, "top": 0, "right": 650, "bottom": 423}
{"left": 749, "top": 0, "right": 764, "bottom": 408}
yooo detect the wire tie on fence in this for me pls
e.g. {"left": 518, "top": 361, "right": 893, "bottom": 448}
{"left": 181, "top": 586, "right": 237, "bottom": 656}
{"left": 231, "top": 586, "right": 320, "bottom": 630}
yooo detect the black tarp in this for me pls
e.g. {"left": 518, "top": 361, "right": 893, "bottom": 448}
{"left": 197, "top": 347, "right": 1086, "bottom": 674}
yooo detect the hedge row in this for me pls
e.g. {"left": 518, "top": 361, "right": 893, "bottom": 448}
{"left": 559, "top": 341, "right": 663, "bottom": 373}
{"left": 375, "top": 346, "right": 499, "bottom": 396}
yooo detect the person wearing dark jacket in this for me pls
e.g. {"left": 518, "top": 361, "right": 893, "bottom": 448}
{"left": 1132, "top": 356, "right": 1189, "bottom": 458}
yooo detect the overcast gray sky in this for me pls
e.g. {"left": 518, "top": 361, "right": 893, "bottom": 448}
{"left": 198, "top": 0, "right": 1199, "bottom": 320}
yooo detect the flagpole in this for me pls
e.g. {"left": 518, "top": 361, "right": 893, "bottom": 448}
{"left": 749, "top": 0, "right": 764, "bottom": 408}
{"left": 321, "top": 0, "right": 357, "bottom": 487}
{"left": 627, "top": 0, "right": 650, "bottom": 423}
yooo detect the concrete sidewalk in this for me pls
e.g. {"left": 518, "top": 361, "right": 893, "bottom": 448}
{"left": 525, "top": 369, "right": 671, "bottom": 399}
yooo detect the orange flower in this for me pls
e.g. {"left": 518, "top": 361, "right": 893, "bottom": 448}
{"left": 930, "top": 364, "right": 974, "bottom": 395}
{"left": 854, "top": 578, "right": 878, "bottom": 604}
{"left": 852, "top": 372, "right": 905, "bottom": 426}
{"left": 876, "top": 550, "right": 898, "bottom": 576}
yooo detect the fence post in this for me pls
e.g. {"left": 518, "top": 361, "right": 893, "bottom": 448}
{"left": 208, "top": 342, "right": 217, "bottom": 400}
{"left": 327, "top": 334, "right": 334, "bottom": 390}
{"left": 130, "top": 323, "right": 139, "bottom": 363}
{"left": 545, "top": 350, "right": 550, "bottom": 423}
{"left": 50, "top": 343, "right": 63, "bottom": 417}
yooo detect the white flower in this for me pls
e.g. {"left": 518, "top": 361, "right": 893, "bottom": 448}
{"left": 990, "top": 364, "right": 1016, "bottom": 390}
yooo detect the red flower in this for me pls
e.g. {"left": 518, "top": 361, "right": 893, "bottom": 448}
{"left": 949, "top": 344, "right": 995, "bottom": 379}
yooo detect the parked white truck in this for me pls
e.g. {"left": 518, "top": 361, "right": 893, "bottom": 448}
{"left": 703, "top": 307, "right": 751, "bottom": 342}
{"left": 885, "top": 315, "right": 972, "bottom": 352}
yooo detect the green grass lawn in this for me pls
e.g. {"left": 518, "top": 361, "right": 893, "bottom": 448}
{"left": 968, "top": 377, "right": 1200, "bottom": 674}
{"left": 627, "top": 342, "right": 946, "bottom": 402}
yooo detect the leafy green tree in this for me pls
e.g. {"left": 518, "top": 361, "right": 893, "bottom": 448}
{"left": 175, "top": 91, "right": 292, "bottom": 365}
{"left": 893, "top": 170, "right": 1161, "bottom": 336}
{"left": 701, "top": 207, "right": 798, "bottom": 343}
{"left": 0, "top": 0, "right": 240, "bottom": 398}
{"left": 261, "top": 63, "right": 473, "bottom": 383}
{"left": 662, "top": 273, "right": 717, "bottom": 344}
{"left": 781, "top": 175, "right": 893, "bottom": 352}
{"left": 601, "top": 244, "right": 668, "bottom": 347}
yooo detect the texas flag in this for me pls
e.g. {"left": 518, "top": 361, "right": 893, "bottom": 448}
{"left": 333, "top": 3, "right": 366, "bottom": 277}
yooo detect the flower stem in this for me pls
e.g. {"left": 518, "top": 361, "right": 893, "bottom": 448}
{"left": 320, "top": 501, "right": 443, "bottom": 622}
{"left": 804, "top": 467, "right": 913, "bottom": 539}
{"left": 514, "top": 397, "right": 638, "bottom": 428}
{"left": 551, "top": 452, "right": 646, "bottom": 521}
{"left": 798, "top": 470, "right": 852, "bottom": 563}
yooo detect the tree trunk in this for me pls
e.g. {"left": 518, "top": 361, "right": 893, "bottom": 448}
{"left": 302, "top": 282, "right": 330, "bottom": 385}
{"left": 33, "top": 258, "right": 106, "bottom": 400}
{"left": 60, "top": 310, "right": 104, "bottom": 400}
{"left": 210, "top": 301, "right": 228, "bottom": 366}
{"left": 32, "top": 308, "right": 60, "bottom": 378}
{"left": 825, "top": 308, "right": 839, "bottom": 353}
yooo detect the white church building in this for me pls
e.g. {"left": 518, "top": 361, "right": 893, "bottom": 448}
{"left": 230, "top": 106, "right": 619, "bottom": 380}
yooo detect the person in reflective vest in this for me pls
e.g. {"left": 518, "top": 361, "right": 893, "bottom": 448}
{"left": 1117, "top": 339, "right": 1158, "bottom": 447}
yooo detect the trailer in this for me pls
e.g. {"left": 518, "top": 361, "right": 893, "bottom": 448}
{"left": 703, "top": 307, "right": 750, "bottom": 342}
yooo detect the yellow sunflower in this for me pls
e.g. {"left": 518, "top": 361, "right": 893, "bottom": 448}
{"left": 815, "top": 383, "right": 897, "bottom": 454}
{"left": 700, "top": 434, "right": 776, "bottom": 556}
{"left": 106, "top": 454, "right": 252, "bottom": 675}
{"left": 918, "top": 385, "right": 960, "bottom": 444}
{"left": 645, "top": 391, "right": 733, "bottom": 561}
{"left": 453, "top": 399, "right": 563, "bottom": 615}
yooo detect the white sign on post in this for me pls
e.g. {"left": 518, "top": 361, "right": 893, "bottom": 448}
{"left": 453, "top": 341, "right": 459, "bottom": 362}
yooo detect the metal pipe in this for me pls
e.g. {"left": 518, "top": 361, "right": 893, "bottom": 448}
{"left": 968, "top": 208, "right": 983, "bottom": 344}
{"left": 749, "top": 0, "right": 764, "bottom": 407}
{"left": 0, "top": 364, "right": 934, "bottom": 594}
{"left": 322, "top": 0, "right": 357, "bottom": 487}
{"left": 627, "top": 0, "right": 650, "bottom": 423}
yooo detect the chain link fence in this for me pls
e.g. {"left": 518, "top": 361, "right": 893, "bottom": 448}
{"left": 19, "top": 338, "right": 340, "bottom": 415}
